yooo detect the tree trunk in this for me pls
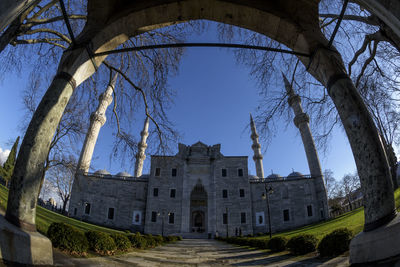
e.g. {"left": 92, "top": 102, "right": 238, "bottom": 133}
{"left": 62, "top": 196, "right": 69, "bottom": 215}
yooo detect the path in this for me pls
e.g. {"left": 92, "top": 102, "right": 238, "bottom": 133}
{"left": 54, "top": 239, "right": 349, "bottom": 266}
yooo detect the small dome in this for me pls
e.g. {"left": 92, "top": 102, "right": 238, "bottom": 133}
{"left": 95, "top": 169, "right": 111, "bottom": 175}
{"left": 116, "top": 171, "right": 132, "bottom": 177}
{"left": 267, "top": 173, "right": 282, "bottom": 179}
{"left": 248, "top": 175, "right": 258, "bottom": 179}
{"left": 139, "top": 174, "right": 150, "bottom": 179}
{"left": 287, "top": 171, "right": 304, "bottom": 179}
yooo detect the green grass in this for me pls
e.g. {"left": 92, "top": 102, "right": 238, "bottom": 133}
{"left": 0, "top": 184, "right": 123, "bottom": 235}
{"left": 252, "top": 188, "right": 400, "bottom": 241}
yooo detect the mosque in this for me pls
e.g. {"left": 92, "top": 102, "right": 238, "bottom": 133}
{"left": 69, "top": 93, "right": 329, "bottom": 237}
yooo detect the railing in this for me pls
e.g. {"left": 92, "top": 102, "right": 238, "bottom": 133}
{"left": 80, "top": 172, "right": 149, "bottom": 182}
{"left": 249, "top": 174, "right": 323, "bottom": 183}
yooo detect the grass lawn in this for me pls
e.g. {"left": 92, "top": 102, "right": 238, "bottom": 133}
{"left": 252, "top": 187, "right": 400, "bottom": 241}
{"left": 0, "top": 184, "right": 123, "bottom": 235}
{"left": 1, "top": 184, "right": 400, "bottom": 241}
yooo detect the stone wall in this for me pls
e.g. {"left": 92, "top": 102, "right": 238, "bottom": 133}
{"left": 68, "top": 173, "right": 148, "bottom": 232}
{"left": 250, "top": 176, "right": 325, "bottom": 234}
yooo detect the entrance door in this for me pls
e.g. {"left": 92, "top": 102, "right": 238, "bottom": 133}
{"left": 190, "top": 183, "right": 207, "bottom": 233}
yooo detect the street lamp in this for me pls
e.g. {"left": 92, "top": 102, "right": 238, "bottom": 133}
{"left": 262, "top": 185, "right": 273, "bottom": 238}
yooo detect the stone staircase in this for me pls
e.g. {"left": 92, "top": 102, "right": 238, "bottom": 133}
{"left": 179, "top": 232, "right": 209, "bottom": 239}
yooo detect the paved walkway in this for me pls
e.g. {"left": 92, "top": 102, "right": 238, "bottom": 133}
{"left": 54, "top": 239, "right": 349, "bottom": 266}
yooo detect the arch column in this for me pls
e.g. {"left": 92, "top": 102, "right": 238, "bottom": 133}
{"left": 304, "top": 42, "right": 400, "bottom": 263}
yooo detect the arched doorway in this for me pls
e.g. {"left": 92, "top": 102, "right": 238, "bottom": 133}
{"left": 190, "top": 182, "right": 207, "bottom": 233}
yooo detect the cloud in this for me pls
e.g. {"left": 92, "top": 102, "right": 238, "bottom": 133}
{"left": 0, "top": 148, "right": 10, "bottom": 166}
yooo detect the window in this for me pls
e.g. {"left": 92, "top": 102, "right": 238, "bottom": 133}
{"left": 222, "top": 189, "right": 228, "bottom": 198}
{"left": 171, "top": 168, "right": 177, "bottom": 177}
{"left": 307, "top": 205, "right": 313, "bottom": 217}
{"left": 258, "top": 215, "right": 263, "bottom": 224}
{"left": 169, "top": 213, "right": 175, "bottom": 224}
{"left": 74, "top": 208, "right": 77, "bottom": 216}
{"left": 84, "top": 202, "right": 91, "bottom": 215}
{"left": 239, "top": 189, "right": 245, "bottom": 197}
{"left": 151, "top": 211, "right": 157, "bottom": 222}
{"left": 241, "top": 212, "right": 246, "bottom": 224}
{"left": 155, "top": 168, "right": 161, "bottom": 176}
{"left": 223, "top": 213, "right": 228, "bottom": 224}
{"left": 108, "top": 208, "right": 114, "bottom": 220}
{"left": 283, "top": 209, "right": 290, "bottom": 221}
{"left": 170, "top": 189, "right": 176, "bottom": 198}
{"left": 153, "top": 188, "right": 159, "bottom": 197}
{"left": 320, "top": 209, "right": 324, "bottom": 218}
{"left": 238, "top": 168, "right": 243, "bottom": 177}
{"left": 222, "top": 168, "right": 227, "bottom": 177}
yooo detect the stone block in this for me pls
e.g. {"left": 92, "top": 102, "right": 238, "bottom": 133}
{"left": 350, "top": 213, "right": 400, "bottom": 264}
{"left": 0, "top": 215, "right": 53, "bottom": 265}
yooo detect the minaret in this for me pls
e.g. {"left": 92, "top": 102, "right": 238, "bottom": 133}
{"left": 250, "top": 114, "right": 265, "bottom": 178}
{"left": 77, "top": 74, "right": 117, "bottom": 173}
{"left": 134, "top": 117, "right": 149, "bottom": 177}
{"left": 282, "top": 73, "right": 329, "bottom": 218}
{"left": 282, "top": 73, "right": 322, "bottom": 177}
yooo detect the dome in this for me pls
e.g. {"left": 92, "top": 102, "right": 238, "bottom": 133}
{"left": 116, "top": 171, "right": 132, "bottom": 177}
{"left": 95, "top": 169, "right": 111, "bottom": 175}
{"left": 267, "top": 173, "right": 282, "bottom": 179}
{"left": 287, "top": 171, "right": 304, "bottom": 179}
{"left": 248, "top": 175, "right": 258, "bottom": 179}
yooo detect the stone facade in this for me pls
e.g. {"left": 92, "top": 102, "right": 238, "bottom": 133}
{"left": 69, "top": 142, "right": 328, "bottom": 237}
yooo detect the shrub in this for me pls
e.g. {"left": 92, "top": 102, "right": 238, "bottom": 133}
{"left": 176, "top": 235, "right": 183, "bottom": 241}
{"left": 124, "top": 230, "right": 131, "bottom": 234}
{"left": 154, "top": 235, "right": 164, "bottom": 245}
{"left": 85, "top": 231, "right": 117, "bottom": 255}
{"left": 252, "top": 239, "right": 269, "bottom": 249}
{"left": 144, "top": 234, "right": 157, "bottom": 247}
{"left": 287, "top": 234, "right": 318, "bottom": 255}
{"left": 268, "top": 236, "right": 288, "bottom": 252}
{"left": 165, "top": 235, "right": 179, "bottom": 242}
{"left": 47, "top": 222, "right": 88, "bottom": 254}
{"left": 110, "top": 233, "right": 132, "bottom": 251}
{"left": 128, "top": 233, "right": 148, "bottom": 249}
{"left": 318, "top": 228, "right": 353, "bottom": 257}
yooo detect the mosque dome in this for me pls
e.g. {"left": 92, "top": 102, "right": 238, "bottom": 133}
{"left": 116, "top": 171, "right": 132, "bottom": 177}
{"left": 287, "top": 171, "right": 304, "bottom": 179}
{"left": 95, "top": 169, "right": 111, "bottom": 175}
{"left": 266, "top": 173, "right": 283, "bottom": 180}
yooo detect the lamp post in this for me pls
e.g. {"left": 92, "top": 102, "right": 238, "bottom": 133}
{"left": 262, "top": 185, "right": 273, "bottom": 238}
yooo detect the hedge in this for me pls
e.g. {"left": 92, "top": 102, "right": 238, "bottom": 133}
{"left": 85, "top": 230, "right": 117, "bottom": 255}
{"left": 287, "top": 234, "right": 318, "bottom": 255}
{"left": 47, "top": 222, "right": 88, "bottom": 254}
{"left": 110, "top": 233, "right": 132, "bottom": 251}
{"left": 268, "top": 236, "right": 288, "bottom": 252}
{"left": 318, "top": 228, "right": 353, "bottom": 257}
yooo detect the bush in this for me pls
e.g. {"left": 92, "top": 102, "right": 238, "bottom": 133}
{"left": 154, "top": 235, "right": 164, "bottom": 245}
{"left": 268, "top": 236, "right": 288, "bottom": 252}
{"left": 176, "top": 235, "right": 183, "bottom": 241}
{"left": 47, "top": 222, "right": 88, "bottom": 254}
{"left": 287, "top": 234, "right": 318, "bottom": 255}
{"left": 85, "top": 231, "right": 117, "bottom": 255}
{"left": 318, "top": 228, "right": 353, "bottom": 257}
{"left": 110, "top": 233, "right": 132, "bottom": 251}
{"left": 128, "top": 233, "right": 148, "bottom": 249}
{"left": 144, "top": 234, "right": 157, "bottom": 247}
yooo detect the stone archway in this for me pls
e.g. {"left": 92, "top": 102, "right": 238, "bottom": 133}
{"left": 190, "top": 183, "right": 208, "bottom": 234}
{"left": 2, "top": 0, "right": 400, "bottom": 264}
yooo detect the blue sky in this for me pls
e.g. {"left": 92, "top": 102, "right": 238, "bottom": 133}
{"left": 0, "top": 23, "right": 358, "bottom": 182}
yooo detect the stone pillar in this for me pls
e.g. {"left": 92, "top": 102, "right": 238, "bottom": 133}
{"left": 307, "top": 46, "right": 396, "bottom": 231}
{"left": 0, "top": 0, "right": 37, "bottom": 31}
{"left": 77, "top": 74, "right": 116, "bottom": 173}
{"left": 134, "top": 117, "right": 150, "bottom": 177}
{"left": 250, "top": 114, "right": 264, "bottom": 178}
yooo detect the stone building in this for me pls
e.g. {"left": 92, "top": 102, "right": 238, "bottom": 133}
{"left": 69, "top": 140, "right": 329, "bottom": 237}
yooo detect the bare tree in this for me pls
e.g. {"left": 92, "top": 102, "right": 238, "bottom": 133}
{"left": 324, "top": 169, "right": 337, "bottom": 200}
{"left": 340, "top": 172, "right": 361, "bottom": 211}
{"left": 46, "top": 156, "right": 76, "bottom": 214}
